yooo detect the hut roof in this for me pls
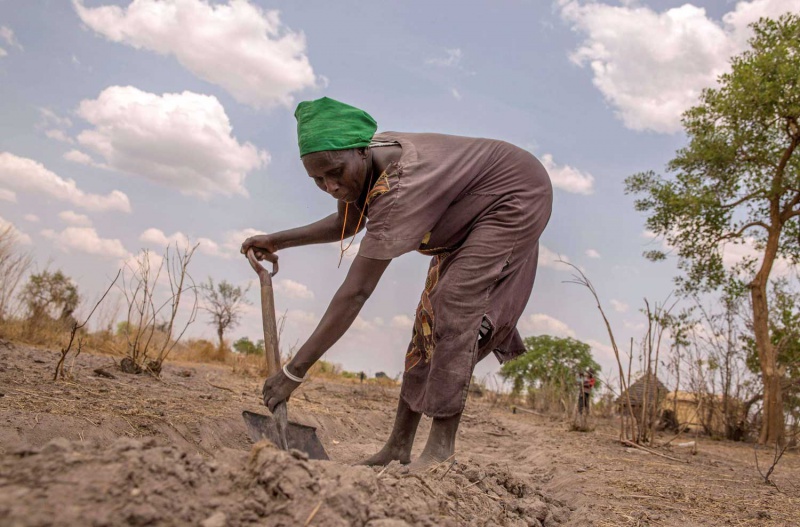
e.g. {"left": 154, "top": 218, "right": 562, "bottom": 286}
{"left": 616, "top": 373, "right": 668, "bottom": 406}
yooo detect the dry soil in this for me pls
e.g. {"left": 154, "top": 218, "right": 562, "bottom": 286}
{"left": 1, "top": 341, "right": 798, "bottom": 526}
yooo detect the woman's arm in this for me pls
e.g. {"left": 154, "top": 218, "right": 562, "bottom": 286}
{"left": 261, "top": 254, "right": 391, "bottom": 410}
{"left": 241, "top": 201, "right": 366, "bottom": 258}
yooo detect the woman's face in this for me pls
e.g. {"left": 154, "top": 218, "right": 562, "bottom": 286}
{"left": 302, "top": 149, "right": 368, "bottom": 203}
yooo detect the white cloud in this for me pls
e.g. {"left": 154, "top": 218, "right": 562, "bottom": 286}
{"left": 391, "top": 314, "right": 414, "bottom": 330}
{"left": 586, "top": 338, "right": 616, "bottom": 360}
{"left": 427, "top": 48, "right": 463, "bottom": 68}
{"left": 140, "top": 228, "right": 187, "bottom": 247}
{"left": 558, "top": 0, "right": 800, "bottom": 133}
{"left": 721, "top": 237, "right": 793, "bottom": 278}
{"left": 39, "top": 108, "right": 72, "bottom": 129}
{"left": 224, "top": 228, "right": 264, "bottom": 251}
{"left": 58, "top": 210, "right": 93, "bottom": 227}
{"left": 0, "top": 217, "right": 32, "bottom": 245}
{"left": 40, "top": 109, "right": 74, "bottom": 143}
{"left": 41, "top": 227, "right": 129, "bottom": 259}
{"left": 73, "top": 0, "right": 317, "bottom": 108}
{"left": 722, "top": 0, "right": 800, "bottom": 49}
{"left": 327, "top": 239, "right": 361, "bottom": 261}
{"left": 23, "top": 214, "right": 39, "bottom": 223}
{"left": 76, "top": 86, "right": 269, "bottom": 198}
{"left": 623, "top": 320, "right": 646, "bottom": 332}
{"left": 0, "top": 26, "right": 22, "bottom": 52}
{"left": 0, "top": 153, "right": 131, "bottom": 213}
{"left": 642, "top": 229, "right": 793, "bottom": 279}
{"left": 610, "top": 299, "right": 629, "bottom": 313}
{"left": 139, "top": 228, "right": 226, "bottom": 258}
{"left": 0, "top": 49, "right": 6, "bottom": 58}
{"left": 222, "top": 228, "right": 271, "bottom": 260}
{"left": 585, "top": 248, "right": 601, "bottom": 259}
{"left": 518, "top": 313, "right": 576, "bottom": 338}
{"left": 0, "top": 188, "right": 16, "bottom": 202}
{"left": 45, "top": 130, "right": 75, "bottom": 144}
{"left": 350, "top": 316, "right": 375, "bottom": 332}
{"left": 451, "top": 88, "right": 462, "bottom": 101}
{"left": 538, "top": 245, "right": 570, "bottom": 270}
{"left": 274, "top": 279, "right": 314, "bottom": 300}
{"left": 284, "top": 309, "right": 318, "bottom": 328}
{"left": 63, "top": 149, "right": 103, "bottom": 167}
{"left": 540, "top": 153, "right": 594, "bottom": 195}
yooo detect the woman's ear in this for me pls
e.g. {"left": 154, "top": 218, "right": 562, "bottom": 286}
{"left": 357, "top": 147, "right": 368, "bottom": 159}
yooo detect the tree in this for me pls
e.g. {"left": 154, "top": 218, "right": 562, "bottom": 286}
{"left": 232, "top": 336, "right": 264, "bottom": 356}
{"left": 500, "top": 335, "right": 600, "bottom": 408}
{"left": 200, "top": 278, "right": 250, "bottom": 352}
{"left": 625, "top": 14, "right": 800, "bottom": 444}
{"left": 21, "top": 270, "right": 79, "bottom": 322}
{"left": 744, "top": 279, "right": 800, "bottom": 440}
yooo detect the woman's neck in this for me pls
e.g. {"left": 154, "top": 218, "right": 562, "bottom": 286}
{"left": 370, "top": 145, "right": 403, "bottom": 177}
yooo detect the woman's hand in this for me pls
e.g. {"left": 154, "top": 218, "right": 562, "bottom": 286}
{"left": 261, "top": 369, "right": 302, "bottom": 412}
{"left": 241, "top": 234, "right": 279, "bottom": 264}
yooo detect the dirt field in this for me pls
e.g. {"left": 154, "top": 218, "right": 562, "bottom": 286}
{"left": 1, "top": 341, "right": 798, "bottom": 527}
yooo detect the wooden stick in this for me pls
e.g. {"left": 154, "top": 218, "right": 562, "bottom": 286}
{"left": 510, "top": 406, "right": 546, "bottom": 417}
{"left": 660, "top": 427, "right": 686, "bottom": 447}
{"left": 303, "top": 500, "right": 323, "bottom": 526}
{"left": 205, "top": 377, "right": 235, "bottom": 393}
{"left": 485, "top": 431, "right": 513, "bottom": 438}
{"left": 439, "top": 458, "right": 457, "bottom": 480}
{"left": 620, "top": 439, "right": 688, "bottom": 464}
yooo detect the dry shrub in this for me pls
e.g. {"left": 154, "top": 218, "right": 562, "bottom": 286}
{"left": 80, "top": 330, "right": 119, "bottom": 355}
{"left": 367, "top": 376, "right": 400, "bottom": 388}
{"left": 231, "top": 352, "right": 266, "bottom": 377}
{"left": 591, "top": 390, "right": 618, "bottom": 419}
{"left": 119, "top": 245, "right": 198, "bottom": 375}
{"left": 526, "top": 384, "right": 575, "bottom": 416}
{"left": 0, "top": 225, "right": 33, "bottom": 322}
{"left": 168, "top": 338, "right": 228, "bottom": 363}
{"left": 307, "top": 359, "right": 342, "bottom": 379}
{"left": 1, "top": 316, "right": 73, "bottom": 348}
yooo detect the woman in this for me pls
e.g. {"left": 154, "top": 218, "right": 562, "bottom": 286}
{"left": 241, "top": 97, "right": 552, "bottom": 470}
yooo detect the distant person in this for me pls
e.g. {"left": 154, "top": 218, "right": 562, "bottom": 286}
{"left": 242, "top": 97, "right": 553, "bottom": 471}
{"left": 579, "top": 369, "right": 595, "bottom": 415}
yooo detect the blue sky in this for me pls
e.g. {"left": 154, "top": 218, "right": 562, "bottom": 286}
{"left": 2, "top": 0, "right": 798, "bottom": 384}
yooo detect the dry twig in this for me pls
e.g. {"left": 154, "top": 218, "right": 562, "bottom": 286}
{"left": 54, "top": 270, "right": 121, "bottom": 381}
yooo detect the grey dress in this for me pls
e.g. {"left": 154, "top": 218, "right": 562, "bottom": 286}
{"left": 358, "top": 132, "right": 553, "bottom": 417}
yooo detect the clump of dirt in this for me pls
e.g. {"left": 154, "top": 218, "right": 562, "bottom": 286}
{"left": 0, "top": 437, "right": 569, "bottom": 527}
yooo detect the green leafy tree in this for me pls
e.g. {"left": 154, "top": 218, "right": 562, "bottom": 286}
{"left": 625, "top": 14, "right": 800, "bottom": 444}
{"left": 21, "top": 270, "right": 79, "bottom": 322}
{"left": 233, "top": 336, "right": 264, "bottom": 356}
{"left": 500, "top": 335, "right": 600, "bottom": 397}
{"left": 200, "top": 278, "right": 251, "bottom": 352}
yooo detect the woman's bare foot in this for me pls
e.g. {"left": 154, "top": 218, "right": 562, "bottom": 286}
{"left": 356, "top": 398, "right": 422, "bottom": 466}
{"left": 403, "top": 451, "right": 453, "bottom": 473}
{"left": 357, "top": 443, "right": 413, "bottom": 466}
{"left": 403, "top": 412, "right": 461, "bottom": 474}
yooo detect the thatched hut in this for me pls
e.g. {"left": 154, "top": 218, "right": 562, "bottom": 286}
{"left": 616, "top": 373, "right": 668, "bottom": 415}
{"left": 662, "top": 391, "right": 742, "bottom": 436}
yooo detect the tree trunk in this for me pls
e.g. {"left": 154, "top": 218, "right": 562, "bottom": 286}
{"left": 750, "top": 227, "right": 784, "bottom": 446}
{"left": 217, "top": 326, "right": 225, "bottom": 354}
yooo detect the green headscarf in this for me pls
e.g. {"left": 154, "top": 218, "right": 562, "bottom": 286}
{"left": 295, "top": 97, "right": 377, "bottom": 157}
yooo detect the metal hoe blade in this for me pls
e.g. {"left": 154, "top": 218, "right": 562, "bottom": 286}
{"left": 242, "top": 410, "right": 329, "bottom": 461}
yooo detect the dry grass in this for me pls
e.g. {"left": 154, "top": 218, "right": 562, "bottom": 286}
{"left": 0, "top": 318, "right": 75, "bottom": 348}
